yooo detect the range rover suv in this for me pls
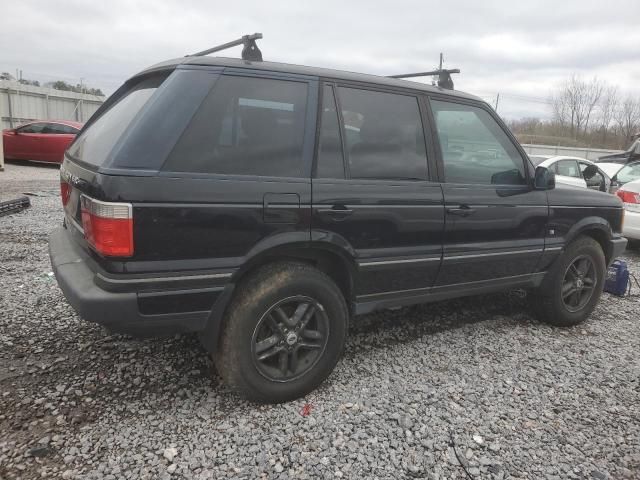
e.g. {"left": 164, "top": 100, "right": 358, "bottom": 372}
{"left": 49, "top": 49, "right": 626, "bottom": 403}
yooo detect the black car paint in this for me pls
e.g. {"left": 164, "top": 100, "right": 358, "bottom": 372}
{"left": 50, "top": 57, "right": 626, "bottom": 347}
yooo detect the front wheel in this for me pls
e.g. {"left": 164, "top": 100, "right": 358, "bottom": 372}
{"left": 530, "top": 236, "right": 606, "bottom": 327}
{"left": 215, "top": 262, "right": 348, "bottom": 403}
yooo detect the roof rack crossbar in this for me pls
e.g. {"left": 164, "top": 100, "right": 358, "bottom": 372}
{"left": 388, "top": 68, "right": 460, "bottom": 90}
{"left": 189, "top": 33, "right": 263, "bottom": 61}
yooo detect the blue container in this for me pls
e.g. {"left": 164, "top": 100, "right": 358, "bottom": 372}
{"left": 604, "top": 259, "right": 629, "bottom": 296}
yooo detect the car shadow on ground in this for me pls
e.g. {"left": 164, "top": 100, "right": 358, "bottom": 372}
{"left": 4, "top": 159, "right": 61, "bottom": 169}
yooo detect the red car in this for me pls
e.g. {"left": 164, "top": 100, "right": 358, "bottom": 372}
{"left": 2, "top": 120, "right": 83, "bottom": 164}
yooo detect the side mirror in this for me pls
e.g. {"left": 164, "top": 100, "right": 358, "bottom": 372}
{"left": 582, "top": 164, "right": 598, "bottom": 180}
{"left": 534, "top": 166, "right": 555, "bottom": 190}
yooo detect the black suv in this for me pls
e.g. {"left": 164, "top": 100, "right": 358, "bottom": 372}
{"left": 50, "top": 48, "right": 626, "bottom": 403}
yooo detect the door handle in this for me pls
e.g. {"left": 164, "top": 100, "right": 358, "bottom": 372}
{"left": 317, "top": 206, "right": 354, "bottom": 220}
{"left": 446, "top": 206, "right": 476, "bottom": 217}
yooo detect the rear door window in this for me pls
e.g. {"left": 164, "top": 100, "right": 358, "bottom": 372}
{"left": 67, "top": 74, "right": 168, "bottom": 167}
{"left": 555, "top": 160, "right": 580, "bottom": 178}
{"left": 163, "top": 75, "right": 308, "bottom": 177}
{"left": 337, "top": 87, "right": 427, "bottom": 180}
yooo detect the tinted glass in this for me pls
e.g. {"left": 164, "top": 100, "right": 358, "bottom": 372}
{"left": 431, "top": 100, "right": 526, "bottom": 185}
{"left": 112, "top": 69, "right": 218, "bottom": 170}
{"left": 43, "top": 124, "right": 71, "bottom": 134}
{"left": 316, "top": 85, "right": 344, "bottom": 178}
{"left": 555, "top": 160, "right": 580, "bottom": 178}
{"left": 338, "top": 87, "right": 427, "bottom": 180}
{"left": 616, "top": 162, "right": 640, "bottom": 184}
{"left": 67, "top": 74, "right": 167, "bottom": 166}
{"left": 163, "top": 75, "right": 308, "bottom": 177}
{"left": 19, "top": 123, "right": 46, "bottom": 134}
{"left": 62, "top": 125, "right": 79, "bottom": 134}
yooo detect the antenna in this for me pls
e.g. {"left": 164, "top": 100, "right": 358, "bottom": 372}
{"left": 389, "top": 53, "right": 460, "bottom": 90}
{"left": 189, "top": 33, "right": 263, "bottom": 61}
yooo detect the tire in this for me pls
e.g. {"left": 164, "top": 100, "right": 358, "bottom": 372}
{"left": 530, "top": 235, "right": 606, "bottom": 327}
{"left": 214, "top": 262, "right": 348, "bottom": 403}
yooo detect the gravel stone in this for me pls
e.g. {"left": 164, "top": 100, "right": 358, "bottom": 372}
{"left": 163, "top": 447, "right": 178, "bottom": 462}
{"left": 1, "top": 162, "right": 639, "bottom": 479}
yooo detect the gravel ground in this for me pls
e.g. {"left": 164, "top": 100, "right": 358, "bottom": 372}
{"left": 1, "top": 161, "right": 639, "bottom": 480}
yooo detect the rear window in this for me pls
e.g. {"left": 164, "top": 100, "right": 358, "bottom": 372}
{"left": 67, "top": 74, "right": 167, "bottom": 167}
{"left": 162, "top": 75, "right": 308, "bottom": 177}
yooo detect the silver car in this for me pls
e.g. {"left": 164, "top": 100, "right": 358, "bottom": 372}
{"left": 529, "top": 155, "right": 611, "bottom": 192}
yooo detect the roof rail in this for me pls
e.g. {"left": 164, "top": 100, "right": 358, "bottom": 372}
{"left": 389, "top": 53, "right": 460, "bottom": 90}
{"left": 188, "top": 33, "right": 263, "bottom": 61}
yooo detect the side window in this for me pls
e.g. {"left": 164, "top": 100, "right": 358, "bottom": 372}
{"left": 337, "top": 87, "right": 427, "bottom": 180}
{"left": 315, "top": 85, "right": 345, "bottom": 178}
{"left": 430, "top": 100, "right": 526, "bottom": 185}
{"left": 43, "top": 123, "right": 67, "bottom": 134}
{"left": 163, "top": 75, "right": 308, "bottom": 177}
{"left": 19, "top": 123, "right": 45, "bottom": 134}
{"left": 555, "top": 160, "right": 580, "bottom": 178}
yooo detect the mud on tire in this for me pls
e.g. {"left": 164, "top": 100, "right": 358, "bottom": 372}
{"left": 214, "top": 261, "right": 348, "bottom": 403}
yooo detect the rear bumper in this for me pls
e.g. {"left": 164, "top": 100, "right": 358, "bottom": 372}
{"left": 622, "top": 210, "right": 640, "bottom": 241}
{"left": 49, "top": 226, "right": 234, "bottom": 336}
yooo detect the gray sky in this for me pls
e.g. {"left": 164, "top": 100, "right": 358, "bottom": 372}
{"left": 2, "top": 0, "right": 639, "bottom": 119}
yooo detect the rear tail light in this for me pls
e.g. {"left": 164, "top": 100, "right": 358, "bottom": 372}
{"left": 60, "top": 181, "right": 71, "bottom": 207}
{"left": 80, "top": 195, "right": 134, "bottom": 257}
{"left": 616, "top": 189, "right": 640, "bottom": 213}
{"left": 616, "top": 190, "right": 640, "bottom": 204}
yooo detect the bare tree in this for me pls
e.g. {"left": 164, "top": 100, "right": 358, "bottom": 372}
{"left": 551, "top": 75, "right": 605, "bottom": 139}
{"left": 615, "top": 96, "right": 640, "bottom": 144}
{"left": 598, "top": 85, "right": 618, "bottom": 144}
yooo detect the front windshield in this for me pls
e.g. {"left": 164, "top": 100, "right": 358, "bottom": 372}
{"left": 616, "top": 162, "right": 640, "bottom": 184}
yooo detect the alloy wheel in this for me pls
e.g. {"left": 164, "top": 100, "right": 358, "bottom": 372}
{"left": 251, "top": 296, "right": 329, "bottom": 382}
{"left": 561, "top": 255, "right": 597, "bottom": 313}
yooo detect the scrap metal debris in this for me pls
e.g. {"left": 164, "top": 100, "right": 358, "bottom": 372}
{"left": 0, "top": 196, "right": 31, "bottom": 217}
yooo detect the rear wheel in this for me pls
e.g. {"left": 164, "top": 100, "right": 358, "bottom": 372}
{"left": 530, "top": 236, "right": 606, "bottom": 327}
{"left": 215, "top": 262, "right": 348, "bottom": 403}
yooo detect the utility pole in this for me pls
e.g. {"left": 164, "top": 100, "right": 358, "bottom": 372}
{"left": 494, "top": 93, "right": 500, "bottom": 113}
{"left": 79, "top": 77, "right": 84, "bottom": 122}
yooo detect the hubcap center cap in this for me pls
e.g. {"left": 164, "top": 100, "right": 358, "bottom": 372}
{"left": 576, "top": 278, "right": 584, "bottom": 288}
{"left": 285, "top": 332, "right": 298, "bottom": 346}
